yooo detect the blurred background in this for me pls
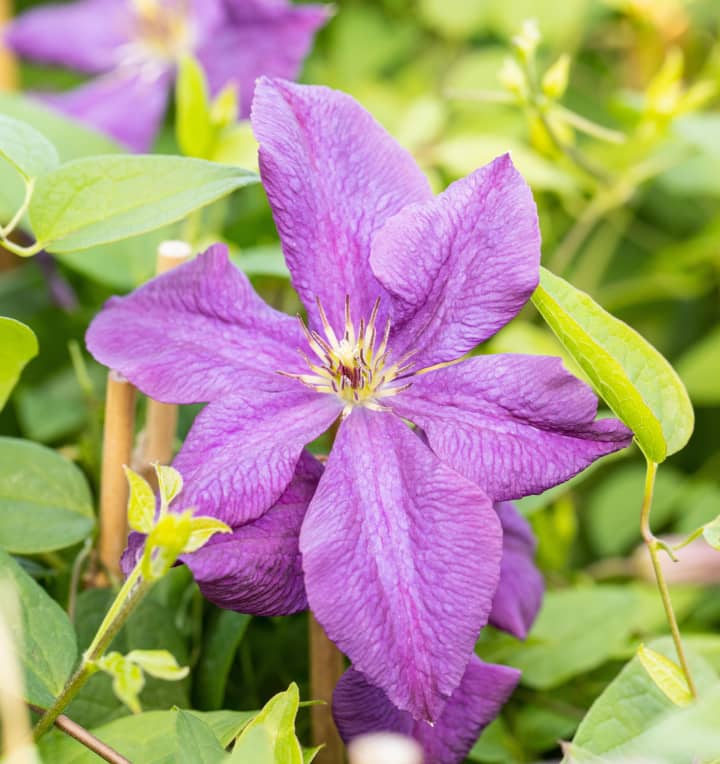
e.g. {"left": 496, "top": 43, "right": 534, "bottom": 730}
{"left": 1, "top": 0, "right": 719, "bottom": 761}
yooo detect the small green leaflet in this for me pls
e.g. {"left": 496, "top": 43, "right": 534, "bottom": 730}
{"left": 0, "top": 317, "right": 38, "bottom": 411}
{"left": 532, "top": 267, "right": 694, "bottom": 463}
{"left": 637, "top": 644, "right": 692, "bottom": 707}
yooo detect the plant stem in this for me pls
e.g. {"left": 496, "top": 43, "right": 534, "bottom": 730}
{"left": 640, "top": 458, "right": 698, "bottom": 698}
{"left": 1, "top": 179, "right": 34, "bottom": 239}
{"left": 29, "top": 705, "right": 130, "bottom": 764}
{"left": 33, "top": 563, "right": 151, "bottom": 740}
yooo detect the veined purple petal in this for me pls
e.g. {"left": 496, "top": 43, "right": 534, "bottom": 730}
{"left": 86, "top": 245, "right": 305, "bottom": 405}
{"left": 39, "top": 69, "right": 170, "bottom": 152}
{"left": 490, "top": 502, "right": 544, "bottom": 639}
{"left": 333, "top": 656, "right": 520, "bottom": 764}
{"left": 300, "top": 409, "right": 502, "bottom": 722}
{"left": 197, "top": 3, "right": 329, "bottom": 114}
{"left": 182, "top": 451, "right": 322, "bottom": 615}
{"left": 371, "top": 154, "right": 540, "bottom": 368}
{"left": 251, "top": 78, "right": 432, "bottom": 332}
{"left": 392, "top": 354, "right": 632, "bottom": 502}
{"left": 172, "top": 388, "right": 340, "bottom": 526}
{"left": 4, "top": 0, "right": 131, "bottom": 74}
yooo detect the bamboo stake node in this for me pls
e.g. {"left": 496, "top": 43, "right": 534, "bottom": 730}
{"left": 348, "top": 733, "right": 423, "bottom": 764}
{"left": 156, "top": 240, "right": 192, "bottom": 274}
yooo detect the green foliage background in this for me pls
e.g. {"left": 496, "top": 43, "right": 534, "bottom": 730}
{"left": 1, "top": 0, "right": 720, "bottom": 761}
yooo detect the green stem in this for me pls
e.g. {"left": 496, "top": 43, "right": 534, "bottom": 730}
{"left": 640, "top": 459, "right": 698, "bottom": 698}
{"left": 1, "top": 178, "right": 34, "bottom": 239}
{"left": 33, "top": 563, "right": 151, "bottom": 740}
{"left": 0, "top": 236, "right": 44, "bottom": 258}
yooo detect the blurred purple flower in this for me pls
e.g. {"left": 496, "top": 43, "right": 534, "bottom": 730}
{"left": 87, "top": 79, "right": 632, "bottom": 724}
{"left": 5, "top": 0, "right": 329, "bottom": 151}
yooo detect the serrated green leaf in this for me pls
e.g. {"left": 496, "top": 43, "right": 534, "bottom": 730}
{"left": 184, "top": 516, "right": 232, "bottom": 553}
{"left": 124, "top": 466, "right": 156, "bottom": 534}
{"left": 0, "top": 317, "right": 38, "bottom": 411}
{"left": 0, "top": 437, "right": 94, "bottom": 554}
{"left": 0, "top": 114, "right": 59, "bottom": 180}
{"left": 155, "top": 464, "right": 183, "bottom": 508}
{"left": 637, "top": 645, "right": 692, "bottom": 707}
{"left": 37, "top": 710, "right": 256, "bottom": 763}
{"left": 175, "top": 710, "right": 226, "bottom": 764}
{"left": 532, "top": 267, "right": 694, "bottom": 462}
{"left": 232, "top": 684, "right": 303, "bottom": 764}
{"left": 0, "top": 548, "right": 77, "bottom": 706}
{"left": 29, "top": 155, "right": 258, "bottom": 253}
{"left": 176, "top": 55, "right": 215, "bottom": 159}
{"left": 126, "top": 649, "right": 189, "bottom": 681}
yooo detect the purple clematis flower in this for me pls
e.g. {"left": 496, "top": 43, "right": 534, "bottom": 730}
{"left": 87, "top": 79, "right": 632, "bottom": 724}
{"left": 4, "top": 0, "right": 329, "bottom": 151}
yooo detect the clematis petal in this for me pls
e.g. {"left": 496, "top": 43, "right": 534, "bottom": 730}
{"left": 333, "top": 656, "right": 520, "bottom": 764}
{"left": 86, "top": 244, "right": 305, "bottom": 404}
{"left": 251, "top": 78, "right": 432, "bottom": 332}
{"left": 371, "top": 154, "right": 540, "bottom": 368}
{"left": 39, "top": 70, "right": 170, "bottom": 152}
{"left": 197, "top": 2, "right": 329, "bottom": 114}
{"left": 182, "top": 451, "right": 322, "bottom": 615}
{"left": 392, "top": 354, "right": 632, "bottom": 502}
{"left": 172, "top": 389, "right": 340, "bottom": 526}
{"left": 490, "top": 502, "right": 544, "bottom": 639}
{"left": 300, "top": 409, "right": 502, "bottom": 722}
{"left": 4, "top": 0, "right": 131, "bottom": 74}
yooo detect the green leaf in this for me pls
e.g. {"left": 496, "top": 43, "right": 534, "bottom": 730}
{"left": 303, "top": 745, "right": 323, "bottom": 764}
{"left": 0, "top": 114, "right": 59, "bottom": 181}
{"left": 0, "top": 548, "right": 77, "bottom": 706}
{"left": 96, "top": 652, "right": 146, "bottom": 714}
{"left": 531, "top": 267, "right": 694, "bottom": 462}
{"left": 37, "top": 710, "right": 256, "bottom": 763}
{"left": 483, "top": 586, "right": 640, "bottom": 689}
{"left": 126, "top": 649, "right": 190, "bottom": 681}
{"left": 569, "top": 638, "right": 718, "bottom": 761}
{"left": 124, "top": 467, "right": 156, "bottom": 534}
{"left": 195, "top": 610, "right": 251, "bottom": 710}
{"left": 156, "top": 464, "right": 183, "bottom": 508}
{"left": 702, "top": 515, "right": 720, "bottom": 550}
{"left": 0, "top": 317, "right": 38, "bottom": 411}
{"left": 676, "top": 325, "right": 720, "bottom": 405}
{"left": 176, "top": 55, "right": 214, "bottom": 159}
{"left": 232, "top": 684, "right": 303, "bottom": 764}
{"left": 636, "top": 644, "right": 692, "bottom": 707}
{"left": 29, "top": 155, "right": 258, "bottom": 253}
{"left": 175, "top": 710, "right": 226, "bottom": 764}
{"left": 0, "top": 437, "right": 94, "bottom": 554}
{"left": 183, "top": 516, "right": 232, "bottom": 553}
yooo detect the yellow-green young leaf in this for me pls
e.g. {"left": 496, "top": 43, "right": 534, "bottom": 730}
{"left": 183, "top": 516, "right": 232, "bottom": 553}
{"left": 0, "top": 114, "right": 59, "bottom": 180}
{"left": 155, "top": 464, "right": 183, "bottom": 509}
{"left": 532, "top": 267, "right": 694, "bottom": 463}
{"left": 232, "top": 683, "right": 303, "bottom": 764}
{"left": 210, "top": 84, "right": 239, "bottom": 129}
{"left": 637, "top": 644, "right": 692, "bottom": 707}
{"left": 96, "top": 653, "right": 145, "bottom": 714}
{"left": 176, "top": 55, "right": 214, "bottom": 159}
{"left": 702, "top": 516, "right": 720, "bottom": 550}
{"left": 126, "top": 649, "right": 189, "bottom": 681}
{"left": 0, "top": 317, "right": 38, "bottom": 411}
{"left": 124, "top": 466, "right": 156, "bottom": 534}
{"left": 142, "top": 512, "right": 193, "bottom": 580}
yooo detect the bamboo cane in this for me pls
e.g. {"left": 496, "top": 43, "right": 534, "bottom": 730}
{"left": 309, "top": 613, "right": 346, "bottom": 764}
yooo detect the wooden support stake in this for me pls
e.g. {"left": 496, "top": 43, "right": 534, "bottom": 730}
{"left": 98, "top": 372, "right": 136, "bottom": 580}
{"left": 309, "top": 613, "right": 345, "bottom": 764}
{"left": 0, "top": 0, "right": 17, "bottom": 92}
{"left": 139, "top": 241, "right": 191, "bottom": 483}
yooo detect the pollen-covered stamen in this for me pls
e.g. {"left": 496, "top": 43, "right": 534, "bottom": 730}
{"left": 281, "top": 296, "right": 416, "bottom": 413}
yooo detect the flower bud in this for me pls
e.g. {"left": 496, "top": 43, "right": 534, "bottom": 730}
{"left": 542, "top": 54, "right": 571, "bottom": 100}
{"left": 512, "top": 19, "right": 541, "bottom": 60}
{"left": 498, "top": 57, "right": 527, "bottom": 100}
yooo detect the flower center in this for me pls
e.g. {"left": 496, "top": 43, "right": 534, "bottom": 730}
{"left": 118, "top": 0, "right": 195, "bottom": 72}
{"left": 283, "top": 297, "right": 415, "bottom": 415}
